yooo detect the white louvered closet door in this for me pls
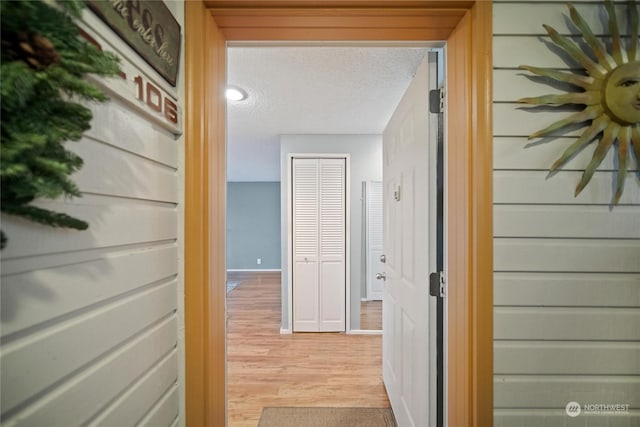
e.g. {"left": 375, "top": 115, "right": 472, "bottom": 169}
{"left": 293, "top": 159, "right": 320, "bottom": 332}
{"left": 318, "top": 159, "right": 346, "bottom": 331}
{"left": 292, "top": 157, "right": 346, "bottom": 332}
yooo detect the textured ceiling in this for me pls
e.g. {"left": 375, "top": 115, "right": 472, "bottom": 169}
{"left": 226, "top": 45, "right": 431, "bottom": 181}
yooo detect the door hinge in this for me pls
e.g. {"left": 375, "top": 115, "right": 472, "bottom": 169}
{"left": 429, "top": 271, "right": 445, "bottom": 298}
{"left": 429, "top": 88, "right": 445, "bottom": 114}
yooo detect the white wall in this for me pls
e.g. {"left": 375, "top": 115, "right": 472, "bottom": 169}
{"left": 0, "top": 2, "right": 185, "bottom": 425}
{"left": 280, "top": 135, "right": 382, "bottom": 331}
{"left": 493, "top": 1, "right": 640, "bottom": 424}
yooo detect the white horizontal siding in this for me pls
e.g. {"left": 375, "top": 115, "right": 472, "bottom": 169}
{"left": 495, "top": 205, "right": 640, "bottom": 238}
{"left": 493, "top": 69, "right": 576, "bottom": 102}
{"left": 494, "top": 35, "right": 631, "bottom": 70}
{"left": 494, "top": 410, "right": 640, "bottom": 427}
{"left": 495, "top": 239, "right": 640, "bottom": 272}
{"left": 137, "top": 384, "right": 179, "bottom": 427}
{"left": 495, "top": 171, "right": 640, "bottom": 205}
{"left": 1, "top": 245, "right": 178, "bottom": 338}
{"left": 71, "top": 138, "right": 178, "bottom": 203}
{"left": 495, "top": 273, "right": 640, "bottom": 307}
{"left": 494, "top": 36, "right": 588, "bottom": 70}
{"left": 495, "top": 307, "right": 640, "bottom": 340}
{"left": 494, "top": 3, "right": 632, "bottom": 36}
{"left": 494, "top": 376, "right": 640, "bottom": 408}
{"left": 87, "top": 350, "right": 178, "bottom": 427}
{"left": 2, "top": 318, "right": 177, "bottom": 426}
{"left": 1, "top": 196, "right": 176, "bottom": 261}
{"left": 494, "top": 138, "right": 639, "bottom": 172}
{"left": 494, "top": 103, "right": 589, "bottom": 137}
{"left": 0, "top": 4, "right": 183, "bottom": 425}
{"left": 495, "top": 341, "right": 640, "bottom": 375}
{"left": 86, "top": 100, "right": 178, "bottom": 169}
{"left": 493, "top": 1, "right": 640, "bottom": 423}
{"left": 1, "top": 280, "right": 177, "bottom": 412}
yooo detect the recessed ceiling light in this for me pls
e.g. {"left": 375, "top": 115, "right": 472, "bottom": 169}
{"left": 225, "top": 86, "right": 247, "bottom": 101}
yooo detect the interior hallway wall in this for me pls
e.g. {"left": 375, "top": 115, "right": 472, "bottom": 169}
{"left": 0, "top": 2, "right": 185, "bottom": 425}
{"left": 493, "top": 1, "right": 640, "bottom": 424}
{"left": 227, "top": 182, "right": 281, "bottom": 270}
{"left": 280, "top": 134, "right": 383, "bottom": 331}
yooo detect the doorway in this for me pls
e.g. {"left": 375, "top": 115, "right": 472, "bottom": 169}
{"left": 225, "top": 45, "right": 432, "bottom": 334}
{"left": 225, "top": 46, "right": 438, "bottom": 424}
{"left": 184, "top": 3, "right": 493, "bottom": 426}
{"left": 224, "top": 46, "right": 430, "bottom": 425}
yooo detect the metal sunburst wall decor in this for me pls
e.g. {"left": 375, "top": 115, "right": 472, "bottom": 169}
{"left": 519, "top": 0, "right": 639, "bottom": 204}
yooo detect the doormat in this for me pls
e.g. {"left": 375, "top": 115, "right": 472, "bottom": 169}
{"left": 258, "top": 407, "right": 396, "bottom": 427}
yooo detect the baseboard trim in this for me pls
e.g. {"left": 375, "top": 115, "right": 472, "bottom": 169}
{"left": 348, "top": 329, "right": 382, "bottom": 335}
{"left": 227, "top": 269, "right": 282, "bottom": 272}
{"left": 280, "top": 327, "right": 292, "bottom": 334}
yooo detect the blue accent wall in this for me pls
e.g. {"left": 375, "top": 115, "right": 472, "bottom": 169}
{"left": 226, "top": 182, "right": 281, "bottom": 270}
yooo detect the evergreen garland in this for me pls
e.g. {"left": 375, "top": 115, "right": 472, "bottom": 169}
{"left": 1, "top": 0, "right": 121, "bottom": 248}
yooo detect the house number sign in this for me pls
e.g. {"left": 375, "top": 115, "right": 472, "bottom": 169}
{"left": 132, "top": 74, "right": 178, "bottom": 124}
{"left": 88, "top": 0, "right": 181, "bottom": 86}
{"left": 80, "top": 28, "right": 181, "bottom": 132}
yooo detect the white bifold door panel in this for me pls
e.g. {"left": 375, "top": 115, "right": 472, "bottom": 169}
{"left": 292, "top": 157, "right": 346, "bottom": 332}
{"left": 365, "top": 181, "right": 384, "bottom": 301}
{"left": 382, "top": 53, "right": 437, "bottom": 427}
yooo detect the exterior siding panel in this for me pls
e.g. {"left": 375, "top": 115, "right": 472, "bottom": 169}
{"left": 493, "top": 1, "right": 640, "bottom": 423}
{"left": 0, "top": 2, "right": 184, "bottom": 425}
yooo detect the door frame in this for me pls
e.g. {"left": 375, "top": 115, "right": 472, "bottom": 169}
{"left": 287, "top": 153, "right": 351, "bottom": 333}
{"left": 184, "top": 2, "right": 493, "bottom": 426}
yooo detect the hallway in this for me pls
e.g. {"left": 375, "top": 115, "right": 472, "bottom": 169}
{"left": 227, "top": 271, "right": 390, "bottom": 427}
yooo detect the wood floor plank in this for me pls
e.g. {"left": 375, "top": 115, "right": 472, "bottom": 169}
{"left": 227, "top": 272, "right": 390, "bottom": 427}
{"left": 361, "top": 300, "right": 382, "bottom": 330}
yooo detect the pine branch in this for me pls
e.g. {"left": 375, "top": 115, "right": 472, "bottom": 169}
{"left": 2, "top": 203, "right": 88, "bottom": 230}
{"left": 1, "top": 0, "right": 121, "bottom": 248}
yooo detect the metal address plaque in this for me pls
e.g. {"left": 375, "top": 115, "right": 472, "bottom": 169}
{"left": 88, "top": 0, "right": 181, "bottom": 86}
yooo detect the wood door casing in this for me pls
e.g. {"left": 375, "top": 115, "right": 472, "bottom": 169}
{"left": 184, "top": 2, "right": 493, "bottom": 426}
{"left": 184, "top": 3, "right": 226, "bottom": 427}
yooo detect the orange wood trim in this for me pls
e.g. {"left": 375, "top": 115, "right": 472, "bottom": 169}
{"left": 205, "top": 1, "right": 475, "bottom": 8}
{"left": 446, "top": 11, "right": 472, "bottom": 426}
{"left": 184, "top": 2, "right": 207, "bottom": 426}
{"left": 214, "top": 14, "right": 463, "bottom": 29}
{"left": 208, "top": 13, "right": 228, "bottom": 427}
{"left": 220, "top": 27, "right": 455, "bottom": 41}
{"left": 185, "top": 2, "right": 226, "bottom": 426}
{"left": 184, "top": 2, "right": 493, "bottom": 425}
{"left": 211, "top": 5, "right": 467, "bottom": 41}
{"left": 212, "top": 8, "right": 466, "bottom": 17}
{"left": 446, "top": 3, "right": 493, "bottom": 426}
{"left": 470, "top": 2, "right": 493, "bottom": 426}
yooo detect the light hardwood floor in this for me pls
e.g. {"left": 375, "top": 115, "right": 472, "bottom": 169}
{"left": 360, "top": 300, "right": 382, "bottom": 330}
{"left": 227, "top": 271, "right": 390, "bottom": 427}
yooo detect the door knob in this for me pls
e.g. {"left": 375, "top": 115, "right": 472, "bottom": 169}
{"left": 376, "top": 272, "right": 386, "bottom": 281}
{"left": 380, "top": 254, "right": 386, "bottom": 263}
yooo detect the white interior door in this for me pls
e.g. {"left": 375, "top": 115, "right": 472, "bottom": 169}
{"left": 382, "top": 53, "right": 437, "bottom": 427}
{"left": 318, "top": 158, "right": 346, "bottom": 332}
{"left": 292, "top": 157, "right": 346, "bottom": 332}
{"left": 366, "top": 181, "right": 384, "bottom": 301}
{"left": 292, "top": 158, "right": 320, "bottom": 332}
